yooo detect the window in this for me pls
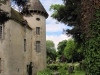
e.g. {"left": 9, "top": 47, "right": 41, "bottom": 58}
{"left": 0, "top": 24, "right": 3, "bottom": 39}
{"left": 24, "top": 39, "right": 26, "bottom": 51}
{"left": 36, "top": 27, "right": 40, "bottom": 35}
{"left": 0, "top": 58, "right": 1, "bottom": 73}
{"left": 36, "top": 41, "right": 40, "bottom": 52}
{"left": 36, "top": 18, "right": 40, "bottom": 21}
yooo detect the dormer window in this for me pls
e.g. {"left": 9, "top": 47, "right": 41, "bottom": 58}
{"left": 0, "top": 24, "right": 3, "bottom": 39}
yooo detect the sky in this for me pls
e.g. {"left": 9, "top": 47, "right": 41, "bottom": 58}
{"left": 40, "top": 0, "right": 72, "bottom": 50}
{"left": 12, "top": 0, "right": 72, "bottom": 50}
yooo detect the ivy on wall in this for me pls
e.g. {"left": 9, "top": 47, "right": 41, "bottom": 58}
{"left": 84, "top": 8, "right": 100, "bottom": 75}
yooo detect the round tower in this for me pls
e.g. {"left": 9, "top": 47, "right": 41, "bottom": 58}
{"left": 23, "top": 0, "right": 48, "bottom": 74}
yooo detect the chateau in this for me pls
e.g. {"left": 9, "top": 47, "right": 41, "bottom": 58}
{"left": 0, "top": 0, "right": 48, "bottom": 75}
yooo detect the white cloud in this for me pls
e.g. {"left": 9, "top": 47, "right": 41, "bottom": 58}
{"left": 46, "top": 34, "right": 72, "bottom": 51}
{"left": 46, "top": 21, "right": 66, "bottom": 32}
{"left": 42, "top": 0, "right": 68, "bottom": 33}
{"left": 41, "top": 0, "right": 63, "bottom": 11}
{"left": 42, "top": 0, "right": 72, "bottom": 50}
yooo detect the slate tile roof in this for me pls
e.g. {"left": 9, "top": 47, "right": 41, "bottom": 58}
{"left": 28, "top": 0, "right": 48, "bottom": 18}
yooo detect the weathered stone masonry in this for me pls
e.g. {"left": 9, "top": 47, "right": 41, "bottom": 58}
{"left": 0, "top": 0, "right": 48, "bottom": 75}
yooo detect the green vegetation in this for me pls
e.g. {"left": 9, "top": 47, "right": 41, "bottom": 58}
{"left": 46, "top": 39, "right": 85, "bottom": 74}
{"left": 37, "top": 63, "right": 85, "bottom": 75}
{"left": 83, "top": 8, "right": 100, "bottom": 75}
{"left": 57, "top": 40, "right": 67, "bottom": 57}
{"left": 46, "top": 40, "right": 57, "bottom": 62}
{"left": 50, "top": 0, "right": 100, "bottom": 74}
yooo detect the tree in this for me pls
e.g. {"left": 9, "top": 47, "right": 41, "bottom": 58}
{"left": 50, "top": 0, "right": 82, "bottom": 44}
{"left": 57, "top": 40, "right": 67, "bottom": 55}
{"left": 12, "top": 0, "right": 28, "bottom": 7}
{"left": 46, "top": 40, "right": 56, "bottom": 62}
{"left": 50, "top": 0, "right": 100, "bottom": 74}
{"left": 64, "top": 39, "right": 77, "bottom": 62}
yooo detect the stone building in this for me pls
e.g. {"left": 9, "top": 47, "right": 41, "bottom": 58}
{"left": 0, "top": 0, "right": 48, "bottom": 75}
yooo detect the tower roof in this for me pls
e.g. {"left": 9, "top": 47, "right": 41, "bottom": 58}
{"left": 28, "top": 0, "right": 48, "bottom": 18}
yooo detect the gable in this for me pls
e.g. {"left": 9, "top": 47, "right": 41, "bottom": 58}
{"left": 11, "top": 8, "right": 32, "bottom": 30}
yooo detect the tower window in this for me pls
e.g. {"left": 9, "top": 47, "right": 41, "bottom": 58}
{"left": 24, "top": 39, "right": 26, "bottom": 51}
{"left": 0, "top": 24, "right": 3, "bottom": 39}
{"left": 0, "top": 58, "right": 1, "bottom": 73}
{"left": 36, "top": 18, "right": 40, "bottom": 21}
{"left": 36, "top": 41, "right": 40, "bottom": 52}
{"left": 36, "top": 27, "right": 40, "bottom": 35}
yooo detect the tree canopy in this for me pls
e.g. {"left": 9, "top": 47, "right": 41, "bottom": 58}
{"left": 64, "top": 39, "right": 84, "bottom": 62}
{"left": 12, "top": 0, "right": 28, "bottom": 7}
{"left": 57, "top": 40, "right": 67, "bottom": 55}
{"left": 50, "top": 0, "right": 100, "bottom": 74}
{"left": 50, "top": 0, "right": 82, "bottom": 44}
{"left": 46, "top": 40, "right": 56, "bottom": 61}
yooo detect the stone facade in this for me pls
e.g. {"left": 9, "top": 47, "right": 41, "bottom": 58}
{"left": 0, "top": 0, "right": 48, "bottom": 75}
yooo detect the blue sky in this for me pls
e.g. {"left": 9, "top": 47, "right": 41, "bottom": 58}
{"left": 12, "top": 0, "right": 72, "bottom": 50}
{"left": 40, "top": 0, "right": 72, "bottom": 50}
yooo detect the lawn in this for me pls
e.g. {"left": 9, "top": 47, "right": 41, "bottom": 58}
{"left": 70, "top": 71, "right": 85, "bottom": 75}
{"left": 38, "top": 62, "right": 86, "bottom": 75}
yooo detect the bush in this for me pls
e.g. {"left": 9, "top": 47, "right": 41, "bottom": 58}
{"left": 37, "top": 68, "right": 52, "bottom": 75}
{"left": 47, "top": 63, "right": 69, "bottom": 71}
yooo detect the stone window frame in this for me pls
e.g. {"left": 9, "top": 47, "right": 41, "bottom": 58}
{"left": 24, "top": 39, "right": 26, "bottom": 51}
{"left": 0, "top": 24, "right": 3, "bottom": 39}
{"left": 36, "top": 41, "right": 41, "bottom": 52}
{"left": 0, "top": 58, "right": 1, "bottom": 73}
{"left": 36, "top": 27, "right": 40, "bottom": 35}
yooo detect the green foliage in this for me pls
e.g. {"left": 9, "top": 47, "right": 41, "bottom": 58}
{"left": 50, "top": 0, "right": 82, "bottom": 46}
{"left": 64, "top": 39, "right": 76, "bottom": 60}
{"left": 58, "top": 63, "right": 69, "bottom": 75}
{"left": 38, "top": 63, "right": 85, "bottom": 75}
{"left": 47, "top": 63, "right": 69, "bottom": 71}
{"left": 64, "top": 39, "right": 84, "bottom": 62}
{"left": 50, "top": 0, "right": 81, "bottom": 25}
{"left": 57, "top": 40, "right": 67, "bottom": 55}
{"left": 83, "top": 8, "right": 100, "bottom": 75}
{"left": 46, "top": 40, "right": 56, "bottom": 61}
{"left": 12, "top": 0, "right": 28, "bottom": 6}
{"left": 37, "top": 68, "right": 52, "bottom": 75}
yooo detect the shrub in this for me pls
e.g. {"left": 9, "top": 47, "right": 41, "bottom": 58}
{"left": 37, "top": 68, "right": 52, "bottom": 75}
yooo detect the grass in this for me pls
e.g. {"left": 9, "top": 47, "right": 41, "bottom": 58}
{"left": 38, "top": 62, "right": 86, "bottom": 75}
{"left": 70, "top": 71, "right": 85, "bottom": 75}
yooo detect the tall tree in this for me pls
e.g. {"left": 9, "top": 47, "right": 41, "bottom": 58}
{"left": 81, "top": 0, "right": 100, "bottom": 74}
{"left": 50, "top": 0, "right": 82, "bottom": 44}
{"left": 46, "top": 40, "right": 56, "bottom": 61}
{"left": 12, "top": 0, "right": 28, "bottom": 7}
{"left": 50, "top": 0, "right": 100, "bottom": 74}
{"left": 57, "top": 40, "right": 67, "bottom": 55}
{"left": 64, "top": 39, "right": 83, "bottom": 62}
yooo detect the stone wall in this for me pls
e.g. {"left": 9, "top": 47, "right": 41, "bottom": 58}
{"left": 24, "top": 14, "right": 46, "bottom": 74}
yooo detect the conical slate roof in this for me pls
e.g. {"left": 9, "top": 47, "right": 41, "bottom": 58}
{"left": 28, "top": 0, "right": 48, "bottom": 18}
